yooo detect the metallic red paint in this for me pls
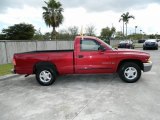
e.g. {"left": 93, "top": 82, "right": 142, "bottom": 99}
{"left": 13, "top": 36, "right": 151, "bottom": 75}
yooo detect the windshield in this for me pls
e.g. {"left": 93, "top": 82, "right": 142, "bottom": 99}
{"left": 146, "top": 39, "right": 156, "bottom": 42}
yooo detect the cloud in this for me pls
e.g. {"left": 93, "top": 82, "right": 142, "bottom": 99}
{"left": 0, "top": 0, "right": 44, "bottom": 13}
{"left": 0, "top": 0, "right": 160, "bottom": 13}
{"left": 0, "top": 0, "right": 160, "bottom": 35}
{"left": 60, "top": 0, "right": 160, "bottom": 12}
{"left": 0, "top": 5, "right": 49, "bottom": 32}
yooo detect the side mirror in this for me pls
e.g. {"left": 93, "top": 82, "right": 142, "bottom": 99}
{"left": 98, "top": 46, "right": 106, "bottom": 51}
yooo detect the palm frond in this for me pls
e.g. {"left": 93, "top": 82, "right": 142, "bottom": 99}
{"left": 42, "top": 0, "right": 64, "bottom": 30}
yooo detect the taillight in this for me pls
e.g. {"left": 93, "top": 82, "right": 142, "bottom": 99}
{"left": 13, "top": 58, "right": 16, "bottom": 65}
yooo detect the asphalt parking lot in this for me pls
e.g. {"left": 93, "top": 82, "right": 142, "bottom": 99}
{"left": 0, "top": 48, "right": 160, "bottom": 120}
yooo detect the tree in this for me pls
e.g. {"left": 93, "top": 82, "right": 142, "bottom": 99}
{"left": 127, "top": 34, "right": 143, "bottom": 40}
{"left": 85, "top": 25, "right": 96, "bottom": 36}
{"left": 68, "top": 26, "right": 79, "bottom": 37}
{"left": 100, "top": 27, "right": 116, "bottom": 44}
{"left": 2, "top": 23, "right": 35, "bottom": 40}
{"left": 42, "top": 0, "right": 64, "bottom": 39}
{"left": 33, "top": 28, "right": 43, "bottom": 40}
{"left": 115, "top": 31, "right": 123, "bottom": 39}
{"left": 119, "top": 12, "right": 134, "bottom": 37}
{"left": 43, "top": 32, "right": 52, "bottom": 40}
{"left": 149, "top": 34, "right": 156, "bottom": 39}
{"left": 57, "top": 29, "right": 70, "bottom": 40}
{"left": 0, "top": 34, "right": 5, "bottom": 40}
{"left": 101, "top": 27, "right": 116, "bottom": 39}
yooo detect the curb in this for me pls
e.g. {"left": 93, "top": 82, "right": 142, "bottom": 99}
{"left": 0, "top": 74, "right": 21, "bottom": 81}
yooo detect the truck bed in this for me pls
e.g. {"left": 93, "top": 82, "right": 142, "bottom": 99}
{"left": 14, "top": 50, "right": 74, "bottom": 75}
{"left": 15, "top": 50, "right": 74, "bottom": 54}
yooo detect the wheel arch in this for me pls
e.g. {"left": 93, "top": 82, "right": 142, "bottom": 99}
{"left": 116, "top": 59, "right": 143, "bottom": 72}
{"left": 33, "top": 61, "right": 58, "bottom": 75}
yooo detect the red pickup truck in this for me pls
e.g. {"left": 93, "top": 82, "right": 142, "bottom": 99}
{"left": 13, "top": 36, "right": 152, "bottom": 86}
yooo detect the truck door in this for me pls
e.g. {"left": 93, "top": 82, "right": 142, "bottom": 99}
{"left": 75, "top": 39, "right": 115, "bottom": 74}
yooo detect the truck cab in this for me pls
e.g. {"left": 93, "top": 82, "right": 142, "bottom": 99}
{"left": 74, "top": 36, "right": 117, "bottom": 74}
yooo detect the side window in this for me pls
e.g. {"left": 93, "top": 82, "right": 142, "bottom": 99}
{"left": 81, "top": 39, "right": 100, "bottom": 51}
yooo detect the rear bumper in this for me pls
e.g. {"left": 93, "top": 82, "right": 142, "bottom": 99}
{"left": 143, "top": 61, "right": 152, "bottom": 72}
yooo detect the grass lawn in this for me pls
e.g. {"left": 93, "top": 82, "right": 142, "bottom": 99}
{"left": 0, "top": 63, "right": 13, "bottom": 76}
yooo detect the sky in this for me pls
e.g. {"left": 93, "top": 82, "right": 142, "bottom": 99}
{"left": 0, "top": 0, "right": 160, "bottom": 36}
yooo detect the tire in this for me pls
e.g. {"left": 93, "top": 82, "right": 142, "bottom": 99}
{"left": 118, "top": 62, "right": 141, "bottom": 83}
{"left": 36, "top": 67, "right": 56, "bottom": 86}
{"left": 143, "top": 47, "right": 145, "bottom": 50}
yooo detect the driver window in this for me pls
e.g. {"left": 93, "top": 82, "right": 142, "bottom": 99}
{"left": 80, "top": 39, "right": 100, "bottom": 51}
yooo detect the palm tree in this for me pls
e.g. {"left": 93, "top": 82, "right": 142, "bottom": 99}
{"left": 119, "top": 14, "right": 125, "bottom": 37}
{"left": 119, "top": 12, "right": 135, "bottom": 37}
{"left": 42, "top": 0, "right": 64, "bottom": 39}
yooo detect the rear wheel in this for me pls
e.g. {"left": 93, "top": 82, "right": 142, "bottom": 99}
{"left": 118, "top": 62, "right": 141, "bottom": 83}
{"left": 36, "top": 67, "right": 56, "bottom": 86}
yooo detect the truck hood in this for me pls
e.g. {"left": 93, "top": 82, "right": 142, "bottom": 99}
{"left": 115, "top": 48, "right": 150, "bottom": 60}
{"left": 116, "top": 48, "right": 147, "bottom": 53}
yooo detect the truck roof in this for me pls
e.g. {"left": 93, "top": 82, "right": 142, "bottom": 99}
{"left": 75, "top": 36, "right": 98, "bottom": 40}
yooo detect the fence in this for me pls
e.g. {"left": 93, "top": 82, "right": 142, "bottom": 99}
{"left": 110, "top": 40, "right": 121, "bottom": 47}
{"left": 0, "top": 39, "right": 126, "bottom": 64}
{"left": 0, "top": 40, "right": 74, "bottom": 64}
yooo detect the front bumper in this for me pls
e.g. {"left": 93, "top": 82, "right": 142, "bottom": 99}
{"left": 143, "top": 61, "right": 152, "bottom": 72}
{"left": 144, "top": 45, "right": 158, "bottom": 48}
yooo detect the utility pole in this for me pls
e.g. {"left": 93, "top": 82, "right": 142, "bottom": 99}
{"left": 140, "top": 30, "right": 142, "bottom": 34}
{"left": 155, "top": 32, "right": 158, "bottom": 39}
{"left": 142, "top": 32, "right": 145, "bottom": 39}
{"left": 140, "top": 30, "right": 142, "bottom": 39}
{"left": 135, "top": 26, "right": 137, "bottom": 34}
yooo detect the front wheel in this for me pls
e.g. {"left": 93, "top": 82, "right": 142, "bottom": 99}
{"left": 36, "top": 67, "right": 56, "bottom": 86}
{"left": 118, "top": 62, "right": 141, "bottom": 83}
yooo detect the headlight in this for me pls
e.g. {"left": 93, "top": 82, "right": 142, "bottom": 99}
{"left": 147, "top": 57, "right": 151, "bottom": 62}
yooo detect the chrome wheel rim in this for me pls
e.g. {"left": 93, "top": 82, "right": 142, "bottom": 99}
{"left": 124, "top": 67, "right": 137, "bottom": 80}
{"left": 39, "top": 70, "right": 52, "bottom": 83}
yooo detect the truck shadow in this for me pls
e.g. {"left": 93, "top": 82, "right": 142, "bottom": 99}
{"left": 0, "top": 74, "right": 145, "bottom": 98}
{"left": 4, "top": 74, "right": 121, "bottom": 87}
{"left": 56, "top": 74, "right": 119, "bottom": 84}
{"left": 2, "top": 73, "right": 145, "bottom": 89}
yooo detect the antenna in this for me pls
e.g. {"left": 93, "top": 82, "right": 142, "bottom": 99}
{"left": 80, "top": 26, "right": 84, "bottom": 40}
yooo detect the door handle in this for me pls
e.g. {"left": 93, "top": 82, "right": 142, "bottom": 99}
{"left": 78, "top": 55, "right": 83, "bottom": 58}
{"left": 99, "top": 52, "right": 105, "bottom": 54}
